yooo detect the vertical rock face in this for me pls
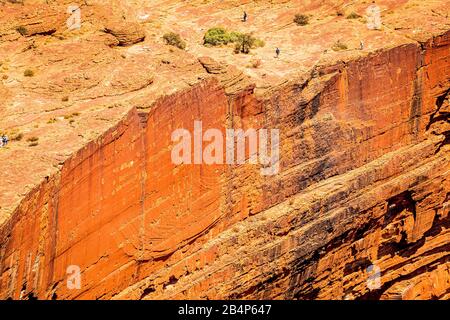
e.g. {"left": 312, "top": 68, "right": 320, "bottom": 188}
{"left": 0, "top": 1, "right": 448, "bottom": 300}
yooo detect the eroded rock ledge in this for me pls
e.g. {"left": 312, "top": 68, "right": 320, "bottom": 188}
{"left": 0, "top": 0, "right": 448, "bottom": 300}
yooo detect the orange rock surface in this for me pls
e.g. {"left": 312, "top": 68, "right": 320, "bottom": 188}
{"left": 0, "top": 0, "right": 448, "bottom": 300}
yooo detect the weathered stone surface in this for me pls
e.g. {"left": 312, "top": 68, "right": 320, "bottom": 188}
{"left": 0, "top": 0, "right": 448, "bottom": 300}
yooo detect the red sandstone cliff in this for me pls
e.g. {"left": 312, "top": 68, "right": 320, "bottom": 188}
{"left": 0, "top": 0, "right": 449, "bottom": 300}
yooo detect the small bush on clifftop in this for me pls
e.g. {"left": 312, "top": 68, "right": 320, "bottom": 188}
{"left": 250, "top": 59, "right": 262, "bottom": 69}
{"left": 203, "top": 27, "right": 264, "bottom": 54}
{"left": 233, "top": 33, "right": 264, "bottom": 54}
{"left": 27, "top": 136, "right": 39, "bottom": 146}
{"left": 203, "top": 27, "right": 265, "bottom": 54}
{"left": 346, "top": 12, "right": 362, "bottom": 19}
{"left": 162, "top": 32, "right": 186, "bottom": 50}
{"left": 11, "top": 132, "right": 23, "bottom": 141}
{"left": 332, "top": 40, "right": 348, "bottom": 51}
{"left": 27, "top": 136, "right": 39, "bottom": 142}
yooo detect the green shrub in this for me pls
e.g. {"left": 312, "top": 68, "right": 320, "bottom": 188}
{"left": 233, "top": 33, "right": 265, "bottom": 54}
{"left": 294, "top": 14, "right": 309, "bottom": 26}
{"left": 250, "top": 59, "right": 262, "bottom": 68}
{"left": 11, "top": 132, "right": 23, "bottom": 141}
{"left": 234, "top": 33, "right": 253, "bottom": 54}
{"left": 254, "top": 38, "right": 265, "bottom": 48}
{"left": 27, "top": 136, "right": 39, "bottom": 142}
{"left": 27, "top": 136, "right": 39, "bottom": 147}
{"left": 203, "top": 27, "right": 264, "bottom": 54}
{"left": 16, "top": 26, "right": 28, "bottom": 36}
{"left": 24, "top": 69, "right": 34, "bottom": 77}
{"left": 162, "top": 32, "right": 186, "bottom": 50}
{"left": 346, "top": 12, "right": 362, "bottom": 19}
{"left": 203, "top": 28, "right": 249, "bottom": 46}
{"left": 63, "top": 112, "right": 80, "bottom": 120}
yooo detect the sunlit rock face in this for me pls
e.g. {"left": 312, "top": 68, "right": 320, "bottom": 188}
{"left": 0, "top": 0, "right": 448, "bottom": 300}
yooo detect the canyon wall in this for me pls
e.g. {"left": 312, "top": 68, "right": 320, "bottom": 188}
{"left": 0, "top": 27, "right": 448, "bottom": 300}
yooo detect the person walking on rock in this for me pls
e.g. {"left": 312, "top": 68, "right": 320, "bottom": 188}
{"left": 275, "top": 47, "right": 280, "bottom": 58}
{"left": 1, "top": 135, "right": 8, "bottom": 147}
{"left": 243, "top": 11, "right": 248, "bottom": 22}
